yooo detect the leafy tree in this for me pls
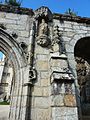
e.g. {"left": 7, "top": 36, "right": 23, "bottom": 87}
{"left": 5, "top": 0, "right": 22, "bottom": 6}
{"left": 65, "top": 8, "right": 78, "bottom": 16}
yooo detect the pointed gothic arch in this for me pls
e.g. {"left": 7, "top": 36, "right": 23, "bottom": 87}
{"left": 0, "top": 28, "right": 26, "bottom": 120}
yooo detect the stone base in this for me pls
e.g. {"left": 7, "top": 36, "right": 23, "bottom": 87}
{"left": 36, "top": 35, "right": 51, "bottom": 47}
{"left": 52, "top": 107, "right": 79, "bottom": 120}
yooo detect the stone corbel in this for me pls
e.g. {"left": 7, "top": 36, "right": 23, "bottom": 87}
{"left": 29, "top": 66, "right": 37, "bottom": 81}
{"left": 36, "top": 34, "right": 51, "bottom": 47}
{"left": 23, "top": 66, "right": 37, "bottom": 86}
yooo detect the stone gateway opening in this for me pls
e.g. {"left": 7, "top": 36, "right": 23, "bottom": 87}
{"left": 0, "top": 52, "right": 13, "bottom": 119}
{"left": 74, "top": 37, "right": 90, "bottom": 120}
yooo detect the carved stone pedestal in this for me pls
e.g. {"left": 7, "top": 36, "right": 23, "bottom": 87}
{"left": 36, "top": 35, "right": 50, "bottom": 47}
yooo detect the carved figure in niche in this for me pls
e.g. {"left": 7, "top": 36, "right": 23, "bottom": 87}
{"left": 51, "top": 81, "right": 62, "bottom": 95}
{"left": 38, "top": 19, "right": 48, "bottom": 36}
{"left": 65, "top": 83, "right": 73, "bottom": 94}
{"left": 36, "top": 18, "right": 50, "bottom": 47}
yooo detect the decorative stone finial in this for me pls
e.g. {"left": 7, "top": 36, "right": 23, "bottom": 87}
{"left": 34, "top": 6, "right": 53, "bottom": 21}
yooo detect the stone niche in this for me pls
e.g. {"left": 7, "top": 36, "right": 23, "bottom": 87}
{"left": 35, "top": 6, "right": 52, "bottom": 47}
{"left": 51, "top": 70, "right": 76, "bottom": 107}
{"left": 51, "top": 70, "right": 78, "bottom": 120}
{"left": 50, "top": 53, "right": 77, "bottom": 107}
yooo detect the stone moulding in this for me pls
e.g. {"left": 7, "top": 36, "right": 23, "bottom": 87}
{"left": 53, "top": 13, "right": 90, "bottom": 24}
{"left": 51, "top": 71, "right": 75, "bottom": 83}
{"left": 0, "top": 4, "right": 34, "bottom": 15}
{"left": 0, "top": 28, "right": 27, "bottom": 120}
{"left": 50, "top": 54, "right": 67, "bottom": 60}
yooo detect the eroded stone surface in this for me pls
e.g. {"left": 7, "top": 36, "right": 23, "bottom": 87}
{"left": 64, "top": 94, "right": 77, "bottom": 107}
{"left": 0, "top": 5, "right": 90, "bottom": 120}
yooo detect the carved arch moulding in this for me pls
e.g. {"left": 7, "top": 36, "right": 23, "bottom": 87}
{"left": 0, "top": 29, "right": 27, "bottom": 120}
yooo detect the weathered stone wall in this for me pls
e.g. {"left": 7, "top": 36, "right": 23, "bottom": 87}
{"left": 0, "top": 6, "right": 90, "bottom": 120}
{"left": 53, "top": 19, "right": 90, "bottom": 77}
{"left": 0, "top": 11, "right": 33, "bottom": 120}
{"left": 0, "top": 12, "right": 33, "bottom": 44}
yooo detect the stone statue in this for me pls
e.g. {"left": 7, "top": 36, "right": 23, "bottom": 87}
{"left": 38, "top": 19, "right": 48, "bottom": 36}
{"left": 36, "top": 18, "right": 50, "bottom": 47}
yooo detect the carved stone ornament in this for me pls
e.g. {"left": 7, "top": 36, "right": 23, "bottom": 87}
{"left": 52, "top": 26, "right": 62, "bottom": 45}
{"left": 51, "top": 25, "right": 64, "bottom": 53}
{"left": 12, "top": 31, "right": 18, "bottom": 38}
{"left": 35, "top": 6, "right": 53, "bottom": 21}
{"left": 0, "top": 23, "right": 6, "bottom": 30}
{"left": 75, "top": 57, "right": 86, "bottom": 86}
{"left": 37, "top": 34, "right": 50, "bottom": 47}
{"left": 29, "top": 66, "right": 37, "bottom": 81}
{"left": 23, "top": 66, "right": 37, "bottom": 86}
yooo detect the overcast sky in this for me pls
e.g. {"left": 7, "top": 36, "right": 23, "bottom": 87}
{"left": 22, "top": 0, "right": 90, "bottom": 17}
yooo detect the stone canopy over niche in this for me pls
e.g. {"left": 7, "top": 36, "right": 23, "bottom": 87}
{"left": 34, "top": 6, "right": 53, "bottom": 21}
{"left": 35, "top": 6, "right": 53, "bottom": 47}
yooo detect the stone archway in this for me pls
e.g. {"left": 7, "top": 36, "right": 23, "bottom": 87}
{"left": 74, "top": 37, "right": 90, "bottom": 120}
{"left": 0, "top": 29, "right": 27, "bottom": 120}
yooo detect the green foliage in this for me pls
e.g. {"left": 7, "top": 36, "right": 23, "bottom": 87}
{"left": 65, "top": 8, "right": 78, "bottom": 16}
{"left": 0, "top": 101, "right": 10, "bottom": 105}
{"left": 5, "top": 0, "right": 22, "bottom": 7}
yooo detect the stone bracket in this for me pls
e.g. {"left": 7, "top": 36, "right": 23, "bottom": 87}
{"left": 51, "top": 71, "right": 75, "bottom": 83}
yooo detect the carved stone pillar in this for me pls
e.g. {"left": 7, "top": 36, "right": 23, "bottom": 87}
{"left": 52, "top": 25, "right": 62, "bottom": 53}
